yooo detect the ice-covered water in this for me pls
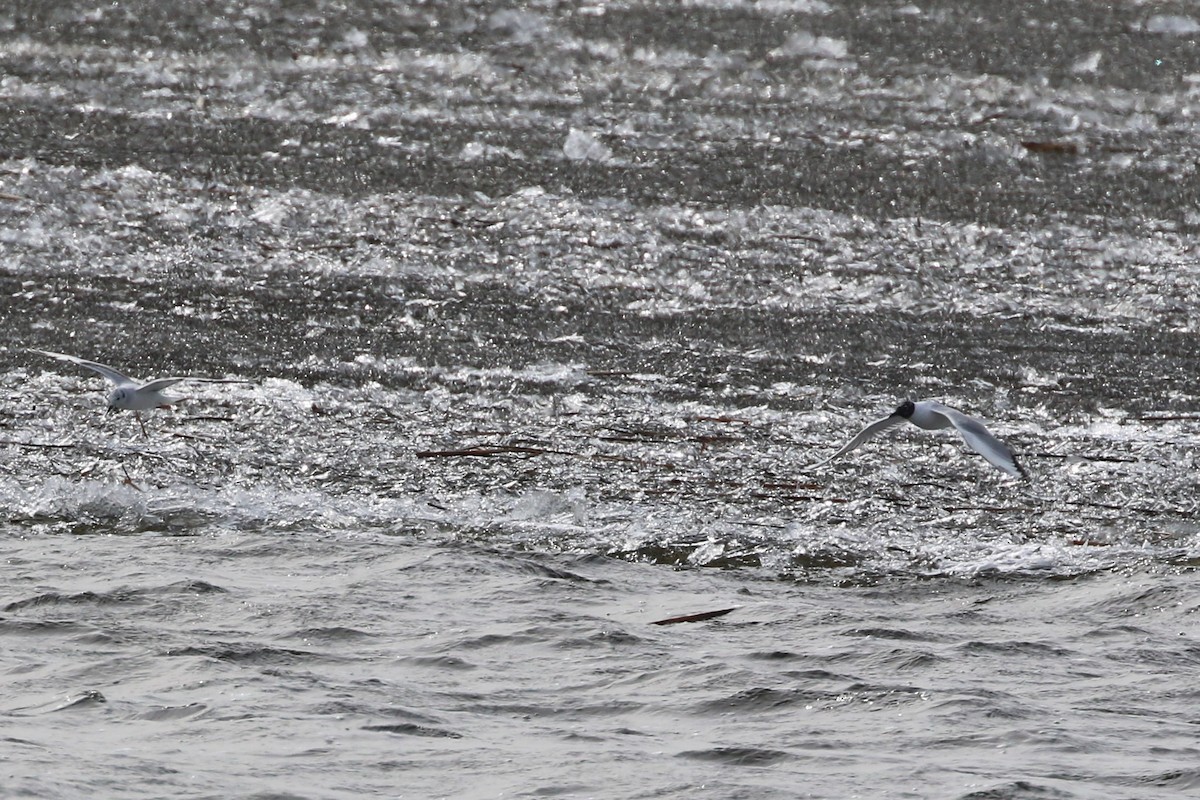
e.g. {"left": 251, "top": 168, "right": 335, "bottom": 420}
{"left": 2, "top": 1, "right": 1199, "bottom": 798}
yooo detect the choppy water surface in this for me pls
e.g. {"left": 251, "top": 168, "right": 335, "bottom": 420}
{"left": 2, "top": 1, "right": 1199, "bottom": 798}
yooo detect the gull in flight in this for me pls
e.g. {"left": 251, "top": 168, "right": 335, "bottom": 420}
{"left": 810, "top": 400, "right": 1028, "bottom": 479}
{"left": 29, "top": 348, "right": 250, "bottom": 436}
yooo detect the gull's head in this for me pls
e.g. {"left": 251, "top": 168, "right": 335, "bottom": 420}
{"left": 106, "top": 387, "right": 132, "bottom": 410}
{"left": 893, "top": 400, "right": 916, "bottom": 418}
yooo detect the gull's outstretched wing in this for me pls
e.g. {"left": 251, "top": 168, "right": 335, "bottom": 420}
{"left": 808, "top": 413, "right": 907, "bottom": 470}
{"left": 28, "top": 349, "right": 136, "bottom": 387}
{"left": 139, "top": 376, "right": 253, "bottom": 392}
{"left": 937, "top": 406, "right": 1028, "bottom": 479}
{"left": 139, "top": 377, "right": 189, "bottom": 392}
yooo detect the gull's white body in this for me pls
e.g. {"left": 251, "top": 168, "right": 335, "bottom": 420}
{"left": 812, "top": 400, "right": 1028, "bottom": 479}
{"left": 29, "top": 349, "right": 249, "bottom": 432}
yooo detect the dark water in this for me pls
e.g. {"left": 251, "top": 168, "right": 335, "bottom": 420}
{"left": 2, "top": 2, "right": 1199, "bottom": 798}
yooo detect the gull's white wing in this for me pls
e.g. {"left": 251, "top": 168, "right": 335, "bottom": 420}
{"left": 28, "top": 348, "right": 136, "bottom": 386}
{"left": 808, "top": 413, "right": 907, "bottom": 470}
{"left": 140, "top": 376, "right": 254, "bottom": 391}
{"left": 938, "top": 406, "right": 1028, "bottom": 479}
{"left": 139, "top": 377, "right": 189, "bottom": 392}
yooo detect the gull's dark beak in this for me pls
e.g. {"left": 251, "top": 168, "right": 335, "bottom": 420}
{"left": 105, "top": 406, "right": 118, "bottom": 416}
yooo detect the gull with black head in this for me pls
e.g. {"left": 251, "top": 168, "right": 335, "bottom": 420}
{"left": 810, "top": 400, "right": 1028, "bottom": 480}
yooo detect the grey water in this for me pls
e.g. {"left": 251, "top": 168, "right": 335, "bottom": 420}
{"left": 2, "top": 1, "right": 1199, "bottom": 798}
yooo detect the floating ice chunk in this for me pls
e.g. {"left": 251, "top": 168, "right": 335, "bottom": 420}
{"left": 342, "top": 28, "right": 369, "bottom": 50}
{"left": 563, "top": 128, "right": 612, "bottom": 163}
{"left": 953, "top": 543, "right": 1067, "bottom": 577}
{"left": 974, "top": 133, "right": 1028, "bottom": 165}
{"left": 488, "top": 9, "right": 549, "bottom": 43}
{"left": 770, "top": 30, "right": 849, "bottom": 59}
{"left": 514, "top": 361, "right": 589, "bottom": 385}
{"left": 507, "top": 185, "right": 548, "bottom": 202}
{"left": 114, "top": 164, "right": 158, "bottom": 185}
{"left": 251, "top": 196, "right": 291, "bottom": 227}
{"left": 684, "top": 0, "right": 831, "bottom": 12}
{"left": 1145, "top": 15, "right": 1200, "bottom": 35}
{"left": 459, "top": 141, "right": 523, "bottom": 161}
{"left": 688, "top": 537, "right": 726, "bottom": 566}
{"left": 504, "top": 490, "right": 573, "bottom": 521}
{"left": 756, "top": 0, "right": 833, "bottom": 13}
{"left": 325, "top": 110, "right": 365, "bottom": 128}
{"left": 1071, "top": 51, "right": 1102, "bottom": 75}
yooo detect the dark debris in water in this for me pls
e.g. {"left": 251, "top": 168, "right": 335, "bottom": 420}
{"left": 649, "top": 607, "right": 737, "bottom": 626}
{"left": 676, "top": 745, "right": 792, "bottom": 766}
{"left": 362, "top": 723, "right": 463, "bottom": 739}
{"left": 162, "top": 643, "right": 334, "bottom": 666}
